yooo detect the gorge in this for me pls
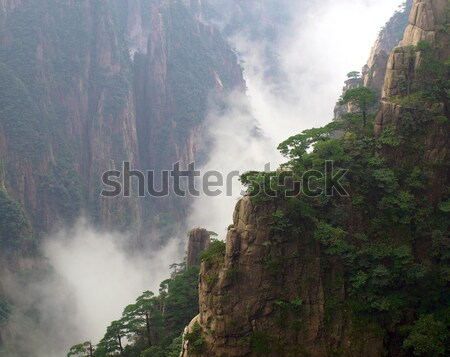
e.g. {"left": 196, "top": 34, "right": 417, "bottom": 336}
{"left": 0, "top": 1, "right": 448, "bottom": 356}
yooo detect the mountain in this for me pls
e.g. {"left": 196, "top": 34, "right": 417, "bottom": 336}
{"left": 0, "top": 0, "right": 448, "bottom": 356}
{"left": 0, "top": 0, "right": 245, "bottom": 242}
{"left": 180, "top": 1, "right": 450, "bottom": 356}
{"left": 0, "top": 0, "right": 246, "bottom": 353}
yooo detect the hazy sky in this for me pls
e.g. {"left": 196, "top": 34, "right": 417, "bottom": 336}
{"left": 188, "top": 0, "right": 406, "bottom": 234}
{"left": 245, "top": 0, "right": 406, "bottom": 144}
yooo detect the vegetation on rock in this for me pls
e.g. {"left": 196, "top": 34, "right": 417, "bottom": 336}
{"left": 68, "top": 263, "right": 200, "bottom": 357}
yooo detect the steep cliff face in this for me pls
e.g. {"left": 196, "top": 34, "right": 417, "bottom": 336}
{"left": 134, "top": 0, "right": 245, "bottom": 218}
{"left": 0, "top": 0, "right": 246, "bottom": 351}
{"left": 0, "top": 0, "right": 142, "bottom": 235}
{"left": 0, "top": 0, "right": 246, "bottom": 238}
{"left": 186, "top": 228, "right": 211, "bottom": 267}
{"left": 381, "top": 0, "right": 449, "bottom": 99}
{"left": 182, "top": 1, "right": 449, "bottom": 356}
{"left": 376, "top": 0, "right": 449, "bottom": 133}
{"left": 362, "top": 0, "right": 414, "bottom": 94}
{"left": 335, "top": 1, "right": 413, "bottom": 120}
{"left": 182, "top": 197, "right": 383, "bottom": 357}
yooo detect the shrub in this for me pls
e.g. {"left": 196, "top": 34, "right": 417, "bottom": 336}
{"left": 185, "top": 322, "right": 206, "bottom": 355}
{"left": 200, "top": 239, "right": 226, "bottom": 263}
{"left": 403, "top": 315, "right": 448, "bottom": 357}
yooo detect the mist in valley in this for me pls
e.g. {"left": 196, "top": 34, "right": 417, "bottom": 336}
{"left": 1, "top": 1, "right": 406, "bottom": 356}
{"left": 187, "top": 0, "right": 404, "bottom": 233}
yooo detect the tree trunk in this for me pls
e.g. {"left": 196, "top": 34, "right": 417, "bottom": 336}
{"left": 89, "top": 342, "right": 94, "bottom": 357}
{"left": 118, "top": 334, "right": 124, "bottom": 355}
{"left": 146, "top": 311, "right": 152, "bottom": 348}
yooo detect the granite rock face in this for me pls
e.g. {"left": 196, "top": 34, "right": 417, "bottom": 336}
{"left": 0, "top": 0, "right": 246, "bottom": 350}
{"left": 0, "top": 0, "right": 246, "bottom": 238}
{"left": 376, "top": 0, "right": 448, "bottom": 134}
{"left": 182, "top": 1, "right": 449, "bottom": 356}
{"left": 182, "top": 197, "right": 383, "bottom": 357}
{"left": 363, "top": 0, "right": 413, "bottom": 95}
{"left": 335, "top": 1, "right": 412, "bottom": 120}
{"left": 186, "top": 228, "right": 211, "bottom": 267}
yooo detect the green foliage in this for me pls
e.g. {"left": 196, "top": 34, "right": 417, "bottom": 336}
{"left": 251, "top": 331, "right": 271, "bottom": 355}
{"left": 438, "top": 199, "right": 450, "bottom": 213}
{"left": 238, "top": 37, "right": 450, "bottom": 350}
{"left": 339, "top": 87, "right": 377, "bottom": 127}
{"left": 403, "top": 315, "right": 448, "bottom": 356}
{"left": 290, "top": 297, "right": 304, "bottom": 309}
{"left": 0, "top": 298, "right": 11, "bottom": 324}
{"left": 160, "top": 1, "right": 239, "bottom": 137}
{"left": 40, "top": 158, "right": 83, "bottom": 222}
{"left": 414, "top": 41, "right": 450, "bottom": 103}
{"left": 0, "top": 63, "right": 47, "bottom": 158}
{"left": 163, "top": 266, "right": 200, "bottom": 333}
{"left": 399, "top": 103, "right": 435, "bottom": 135}
{"left": 377, "top": 125, "right": 401, "bottom": 148}
{"left": 84, "top": 264, "right": 200, "bottom": 357}
{"left": 239, "top": 170, "right": 284, "bottom": 203}
{"left": 121, "top": 291, "right": 158, "bottom": 349}
{"left": 347, "top": 71, "right": 361, "bottom": 79}
{"left": 94, "top": 320, "right": 127, "bottom": 356}
{"left": 67, "top": 342, "right": 93, "bottom": 357}
{"left": 163, "top": 335, "right": 184, "bottom": 357}
{"left": 0, "top": 189, "right": 33, "bottom": 249}
{"left": 185, "top": 322, "right": 206, "bottom": 355}
{"left": 278, "top": 122, "right": 344, "bottom": 161}
{"left": 372, "top": 169, "right": 399, "bottom": 193}
{"left": 199, "top": 239, "right": 226, "bottom": 263}
{"left": 270, "top": 210, "right": 293, "bottom": 234}
{"left": 314, "top": 222, "right": 349, "bottom": 256}
{"left": 102, "top": 73, "right": 131, "bottom": 117}
{"left": 225, "top": 267, "right": 240, "bottom": 280}
{"left": 140, "top": 346, "right": 165, "bottom": 357}
{"left": 262, "top": 255, "right": 286, "bottom": 275}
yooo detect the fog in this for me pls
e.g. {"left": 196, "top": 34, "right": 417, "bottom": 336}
{"left": 1, "top": 221, "right": 184, "bottom": 357}
{"left": 188, "top": 0, "right": 405, "bottom": 234}
{"left": 43, "top": 221, "right": 184, "bottom": 344}
{"left": 2, "top": 1, "right": 405, "bottom": 356}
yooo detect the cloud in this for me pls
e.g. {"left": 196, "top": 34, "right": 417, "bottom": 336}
{"left": 188, "top": 0, "right": 404, "bottom": 234}
{"left": 1, "top": 220, "right": 184, "bottom": 357}
{"left": 1, "top": 2, "right": 407, "bottom": 356}
{"left": 187, "top": 91, "right": 281, "bottom": 235}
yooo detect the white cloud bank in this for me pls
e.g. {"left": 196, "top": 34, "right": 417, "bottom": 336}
{"left": 188, "top": 0, "right": 405, "bottom": 234}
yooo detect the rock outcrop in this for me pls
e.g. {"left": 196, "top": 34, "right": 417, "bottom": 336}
{"left": 0, "top": 0, "right": 246, "bottom": 351}
{"left": 182, "top": 1, "right": 449, "bottom": 356}
{"left": 362, "top": 0, "right": 413, "bottom": 94}
{"left": 376, "top": 0, "right": 448, "bottom": 134}
{"left": 186, "top": 228, "right": 211, "bottom": 267}
{"left": 333, "top": 76, "right": 362, "bottom": 120}
{"left": 182, "top": 197, "right": 383, "bottom": 357}
{"left": 335, "top": 1, "right": 412, "bottom": 120}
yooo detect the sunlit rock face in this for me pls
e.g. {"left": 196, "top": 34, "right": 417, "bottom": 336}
{"left": 363, "top": 0, "right": 413, "bottom": 95}
{"left": 382, "top": 0, "right": 448, "bottom": 100}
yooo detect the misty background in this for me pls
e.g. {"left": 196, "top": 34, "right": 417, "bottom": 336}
{"left": 4, "top": 1, "right": 405, "bottom": 356}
